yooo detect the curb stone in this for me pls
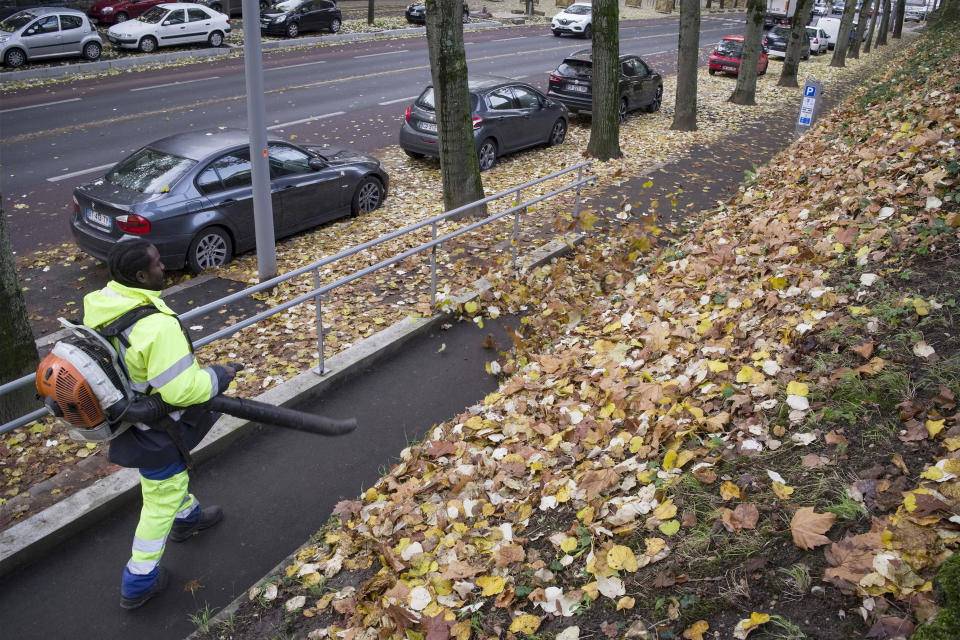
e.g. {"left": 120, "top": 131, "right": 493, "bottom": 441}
{"left": 0, "top": 231, "right": 583, "bottom": 579}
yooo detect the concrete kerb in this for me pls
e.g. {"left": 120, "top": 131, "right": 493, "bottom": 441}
{"left": 0, "top": 230, "right": 584, "bottom": 579}
{"left": 0, "top": 21, "right": 503, "bottom": 85}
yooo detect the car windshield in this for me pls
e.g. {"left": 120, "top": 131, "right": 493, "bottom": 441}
{"left": 274, "top": 0, "right": 304, "bottom": 11}
{"left": 0, "top": 11, "right": 36, "bottom": 32}
{"left": 716, "top": 39, "right": 743, "bottom": 57}
{"left": 564, "top": 5, "right": 591, "bottom": 14}
{"left": 806, "top": 27, "right": 816, "bottom": 37}
{"left": 416, "top": 88, "right": 479, "bottom": 112}
{"left": 138, "top": 6, "right": 168, "bottom": 23}
{"left": 558, "top": 59, "right": 592, "bottom": 78}
{"left": 104, "top": 147, "right": 196, "bottom": 194}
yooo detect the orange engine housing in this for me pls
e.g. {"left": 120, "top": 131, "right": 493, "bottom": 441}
{"left": 36, "top": 352, "right": 106, "bottom": 429}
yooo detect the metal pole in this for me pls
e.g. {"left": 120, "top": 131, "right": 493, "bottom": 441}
{"left": 572, "top": 165, "right": 585, "bottom": 222}
{"left": 511, "top": 188, "right": 522, "bottom": 269}
{"left": 313, "top": 267, "right": 326, "bottom": 374}
{"left": 243, "top": 0, "right": 278, "bottom": 282}
{"left": 430, "top": 221, "right": 437, "bottom": 309}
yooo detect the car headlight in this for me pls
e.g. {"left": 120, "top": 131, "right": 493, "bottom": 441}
{"left": 273, "top": 15, "right": 286, "bottom": 22}
{"left": 102, "top": 6, "right": 114, "bottom": 12}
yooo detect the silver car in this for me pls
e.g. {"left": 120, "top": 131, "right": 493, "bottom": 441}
{"left": 0, "top": 7, "right": 102, "bottom": 68}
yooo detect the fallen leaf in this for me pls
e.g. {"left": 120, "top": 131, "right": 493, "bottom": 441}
{"left": 790, "top": 507, "right": 836, "bottom": 550}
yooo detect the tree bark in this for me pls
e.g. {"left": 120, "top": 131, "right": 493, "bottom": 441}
{"left": 671, "top": 0, "right": 700, "bottom": 130}
{"left": 778, "top": 0, "right": 815, "bottom": 87}
{"left": 587, "top": 0, "right": 622, "bottom": 160}
{"left": 848, "top": 0, "right": 870, "bottom": 58}
{"left": 892, "top": 0, "right": 905, "bottom": 37}
{"left": 0, "top": 201, "right": 40, "bottom": 425}
{"left": 863, "top": 0, "right": 881, "bottom": 53}
{"left": 719, "top": 0, "right": 725, "bottom": 9}
{"left": 876, "top": 0, "right": 892, "bottom": 45}
{"left": 729, "top": 0, "right": 764, "bottom": 105}
{"left": 424, "top": 0, "right": 485, "bottom": 218}
{"left": 830, "top": 0, "right": 858, "bottom": 66}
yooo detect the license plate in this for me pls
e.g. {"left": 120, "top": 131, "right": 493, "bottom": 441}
{"left": 567, "top": 84, "right": 589, "bottom": 93}
{"left": 86, "top": 209, "right": 111, "bottom": 229}
{"left": 419, "top": 122, "right": 437, "bottom": 133}
{"left": 723, "top": 65, "right": 738, "bottom": 71}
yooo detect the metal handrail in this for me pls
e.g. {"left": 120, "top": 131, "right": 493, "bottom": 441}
{"left": 1, "top": 163, "right": 594, "bottom": 434}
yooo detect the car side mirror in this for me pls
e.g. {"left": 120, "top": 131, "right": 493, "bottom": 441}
{"left": 308, "top": 157, "right": 325, "bottom": 170}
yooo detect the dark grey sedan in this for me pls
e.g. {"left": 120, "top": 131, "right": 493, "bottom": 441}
{"left": 398, "top": 75, "right": 568, "bottom": 171}
{"left": 71, "top": 128, "right": 388, "bottom": 273}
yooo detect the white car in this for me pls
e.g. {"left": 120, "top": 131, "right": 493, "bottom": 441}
{"left": 551, "top": 2, "right": 592, "bottom": 39}
{"left": 806, "top": 26, "right": 829, "bottom": 55}
{"left": 106, "top": 2, "right": 230, "bottom": 53}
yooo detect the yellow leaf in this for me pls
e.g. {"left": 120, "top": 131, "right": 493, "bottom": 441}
{"left": 577, "top": 505, "right": 595, "bottom": 524}
{"left": 659, "top": 519, "right": 680, "bottom": 535}
{"left": 663, "top": 449, "right": 678, "bottom": 471}
{"left": 926, "top": 419, "right": 945, "bottom": 438}
{"left": 720, "top": 481, "right": 741, "bottom": 500}
{"left": 772, "top": 482, "right": 794, "bottom": 500}
{"left": 675, "top": 450, "right": 696, "bottom": 469}
{"left": 697, "top": 319, "right": 713, "bottom": 335}
{"left": 943, "top": 437, "right": 960, "bottom": 452}
{"left": 643, "top": 180, "right": 653, "bottom": 188}
{"left": 653, "top": 499, "right": 677, "bottom": 520}
{"left": 509, "top": 614, "right": 541, "bottom": 634}
{"left": 617, "top": 596, "right": 636, "bottom": 611}
{"left": 786, "top": 381, "right": 809, "bottom": 397}
{"left": 743, "top": 612, "right": 771, "bottom": 630}
{"left": 476, "top": 575, "right": 506, "bottom": 596}
{"left": 849, "top": 306, "right": 871, "bottom": 316}
{"left": 556, "top": 486, "right": 571, "bottom": 503}
{"left": 464, "top": 301, "right": 478, "bottom": 314}
{"left": 684, "top": 620, "right": 710, "bottom": 640}
{"left": 912, "top": 298, "right": 931, "bottom": 316}
{"left": 560, "top": 536, "right": 578, "bottom": 553}
{"left": 579, "top": 210, "right": 599, "bottom": 230}
{"left": 607, "top": 545, "right": 639, "bottom": 572}
{"left": 644, "top": 537, "right": 666, "bottom": 556}
{"left": 921, "top": 466, "right": 944, "bottom": 481}
{"left": 770, "top": 276, "right": 788, "bottom": 290}
{"left": 583, "top": 581, "right": 599, "bottom": 599}
{"left": 603, "top": 320, "right": 622, "bottom": 334}
{"left": 736, "top": 366, "right": 764, "bottom": 384}
{"left": 904, "top": 493, "right": 917, "bottom": 512}
{"left": 707, "top": 360, "right": 728, "bottom": 373}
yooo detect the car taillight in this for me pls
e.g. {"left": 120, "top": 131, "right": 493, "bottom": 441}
{"left": 72, "top": 195, "right": 79, "bottom": 215}
{"left": 472, "top": 117, "right": 482, "bottom": 130}
{"left": 405, "top": 107, "right": 411, "bottom": 123}
{"left": 549, "top": 73, "right": 562, "bottom": 83}
{"left": 116, "top": 214, "right": 151, "bottom": 234}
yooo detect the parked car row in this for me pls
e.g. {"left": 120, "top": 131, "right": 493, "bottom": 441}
{"left": 404, "top": 2, "right": 469, "bottom": 25}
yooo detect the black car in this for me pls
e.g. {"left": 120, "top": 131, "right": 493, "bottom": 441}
{"left": 766, "top": 24, "right": 810, "bottom": 59}
{"left": 547, "top": 49, "right": 663, "bottom": 121}
{"left": 260, "top": 0, "right": 340, "bottom": 38}
{"left": 398, "top": 75, "right": 568, "bottom": 171}
{"left": 405, "top": 2, "right": 468, "bottom": 25}
{"left": 197, "top": 0, "right": 271, "bottom": 17}
{"left": 71, "top": 128, "right": 388, "bottom": 272}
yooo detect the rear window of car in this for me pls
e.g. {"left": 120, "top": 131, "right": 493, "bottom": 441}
{"left": 716, "top": 39, "right": 743, "bottom": 57}
{"left": 558, "top": 59, "right": 591, "bottom": 78}
{"left": 415, "top": 88, "right": 479, "bottom": 112}
{"left": 0, "top": 11, "right": 36, "bottom": 31}
{"left": 105, "top": 148, "right": 196, "bottom": 194}
{"left": 771, "top": 26, "right": 790, "bottom": 38}
{"left": 806, "top": 27, "right": 816, "bottom": 37}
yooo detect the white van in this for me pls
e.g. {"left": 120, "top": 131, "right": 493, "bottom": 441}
{"left": 815, "top": 16, "right": 863, "bottom": 50}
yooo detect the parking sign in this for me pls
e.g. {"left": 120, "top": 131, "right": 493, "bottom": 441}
{"left": 796, "top": 78, "right": 823, "bottom": 138}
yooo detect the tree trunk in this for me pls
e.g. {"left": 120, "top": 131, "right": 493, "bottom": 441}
{"left": 705, "top": 0, "right": 712, "bottom": 8}
{"left": 848, "top": 1, "right": 870, "bottom": 58}
{"left": 0, "top": 201, "right": 40, "bottom": 425}
{"left": 863, "top": 0, "right": 881, "bottom": 53}
{"left": 778, "top": 0, "right": 815, "bottom": 87}
{"left": 719, "top": 0, "right": 725, "bottom": 9}
{"left": 424, "top": 0, "right": 485, "bottom": 219}
{"left": 892, "top": 0, "right": 905, "bottom": 37}
{"left": 729, "top": 0, "right": 764, "bottom": 105}
{"left": 876, "top": 0, "right": 892, "bottom": 45}
{"left": 671, "top": 0, "right": 700, "bottom": 130}
{"left": 587, "top": 0, "right": 622, "bottom": 160}
{"left": 830, "top": 0, "right": 858, "bottom": 66}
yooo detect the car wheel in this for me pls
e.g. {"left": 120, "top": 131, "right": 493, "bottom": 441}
{"left": 618, "top": 97, "right": 628, "bottom": 123}
{"left": 115, "top": 12, "right": 128, "bottom": 23}
{"left": 583, "top": 25, "right": 592, "bottom": 39}
{"left": 3, "top": 47, "right": 25, "bottom": 68}
{"left": 208, "top": 30, "right": 224, "bottom": 47}
{"left": 477, "top": 139, "right": 497, "bottom": 171}
{"left": 351, "top": 177, "right": 384, "bottom": 216}
{"left": 403, "top": 149, "right": 425, "bottom": 159}
{"left": 330, "top": 17, "right": 341, "bottom": 32}
{"left": 82, "top": 41, "right": 102, "bottom": 61}
{"left": 647, "top": 85, "right": 663, "bottom": 113}
{"left": 138, "top": 36, "right": 157, "bottom": 53}
{"left": 286, "top": 22, "right": 299, "bottom": 38}
{"left": 708, "top": 67, "right": 716, "bottom": 75}
{"left": 552, "top": 30, "right": 561, "bottom": 36}
{"left": 759, "top": 62, "right": 767, "bottom": 75}
{"left": 548, "top": 118, "right": 567, "bottom": 146}
{"left": 187, "top": 227, "right": 233, "bottom": 273}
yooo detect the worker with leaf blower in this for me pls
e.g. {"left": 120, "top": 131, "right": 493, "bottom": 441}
{"left": 83, "top": 239, "right": 237, "bottom": 610}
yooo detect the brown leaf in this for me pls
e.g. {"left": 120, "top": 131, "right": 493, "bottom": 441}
{"left": 426, "top": 440, "right": 457, "bottom": 458}
{"left": 801, "top": 453, "right": 830, "bottom": 468}
{"left": 580, "top": 468, "right": 621, "bottom": 499}
{"left": 825, "top": 431, "right": 849, "bottom": 447}
{"left": 693, "top": 467, "right": 718, "bottom": 484}
{"left": 423, "top": 611, "right": 454, "bottom": 640}
{"left": 332, "top": 500, "right": 362, "bottom": 520}
{"left": 718, "top": 503, "right": 759, "bottom": 533}
{"left": 482, "top": 334, "right": 496, "bottom": 349}
{"left": 183, "top": 578, "right": 203, "bottom": 594}
{"left": 791, "top": 507, "right": 837, "bottom": 550}
{"left": 493, "top": 544, "right": 525, "bottom": 568}
{"left": 440, "top": 560, "right": 483, "bottom": 581}
{"left": 852, "top": 341, "right": 876, "bottom": 359}
{"left": 866, "top": 616, "right": 915, "bottom": 639}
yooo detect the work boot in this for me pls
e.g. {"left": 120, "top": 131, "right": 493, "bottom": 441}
{"left": 169, "top": 505, "right": 223, "bottom": 542}
{"left": 120, "top": 567, "right": 169, "bottom": 610}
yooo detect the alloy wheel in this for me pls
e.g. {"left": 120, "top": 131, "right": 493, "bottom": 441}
{"left": 195, "top": 233, "right": 228, "bottom": 269}
{"left": 478, "top": 140, "right": 496, "bottom": 171}
{"left": 549, "top": 119, "right": 567, "bottom": 145}
{"left": 356, "top": 180, "right": 382, "bottom": 213}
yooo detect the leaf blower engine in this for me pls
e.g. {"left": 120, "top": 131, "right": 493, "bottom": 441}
{"left": 36, "top": 319, "right": 356, "bottom": 444}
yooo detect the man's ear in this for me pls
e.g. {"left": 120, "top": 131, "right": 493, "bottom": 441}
{"left": 134, "top": 269, "right": 149, "bottom": 285}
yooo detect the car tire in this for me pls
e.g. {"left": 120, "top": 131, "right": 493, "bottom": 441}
{"left": 82, "top": 41, "right": 102, "bottom": 61}
{"left": 330, "top": 17, "right": 341, "bottom": 32}
{"left": 618, "top": 97, "right": 628, "bottom": 123}
{"left": 187, "top": 227, "right": 233, "bottom": 273}
{"left": 583, "top": 25, "right": 592, "bottom": 39}
{"left": 477, "top": 139, "right": 497, "bottom": 171}
{"left": 708, "top": 67, "right": 716, "bottom": 75}
{"left": 138, "top": 36, "right": 157, "bottom": 53}
{"left": 552, "top": 30, "right": 561, "bottom": 37}
{"left": 286, "top": 22, "right": 299, "bottom": 38}
{"left": 403, "top": 149, "right": 425, "bottom": 159}
{"left": 208, "top": 30, "right": 224, "bottom": 47}
{"left": 4, "top": 47, "right": 26, "bottom": 68}
{"left": 548, "top": 118, "right": 567, "bottom": 146}
{"left": 115, "top": 12, "right": 128, "bottom": 23}
{"left": 647, "top": 85, "right": 663, "bottom": 112}
{"left": 351, "top": 176, "right": 384, "bottom": 216}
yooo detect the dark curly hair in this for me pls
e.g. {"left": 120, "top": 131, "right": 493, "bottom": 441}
{"left": 107, "top": 239, "right": 156, "bottom": 288}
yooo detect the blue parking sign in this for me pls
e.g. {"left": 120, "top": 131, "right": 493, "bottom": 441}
{"left": 804, "top": 86, "right": 817, "bottom": 97}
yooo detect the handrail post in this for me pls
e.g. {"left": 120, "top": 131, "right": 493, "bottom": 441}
{"left": 572, "top": 164, "right": 585, "bottom": 223}
{"left": 512, "top": 188, "right": 522, "bottom": 270}
{"left": 430, "top": 221, "right": 438, "bottom": 310}
{"left": 313, "top": 267, "right": 327, "bottom": 375}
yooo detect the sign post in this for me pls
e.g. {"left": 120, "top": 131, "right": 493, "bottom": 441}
{"left": 795, "top": 78, "right": 823, "bottom": 138}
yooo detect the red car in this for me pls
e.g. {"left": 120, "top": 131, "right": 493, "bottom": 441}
{"left": 88, "top": 0, "right": 174, "bottom": 25}
{"left": 708, "top": 35, "right": 769, "bottom": 77}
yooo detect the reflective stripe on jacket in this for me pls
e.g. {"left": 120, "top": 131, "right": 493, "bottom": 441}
{"left": 83, "top": 281, "right": 217, "bottom": 406}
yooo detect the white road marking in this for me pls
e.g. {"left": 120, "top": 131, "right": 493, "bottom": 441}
{"left": 47, "top": 162, "right": 115, "bottom": 183}
{"left": 378, "top": 95, "right": 419, "bottom": 105}
{"left": 130, "top": 77, "right": 220, "bottom": 92}
{"left": 266, "top": 111, "right": 346, "bottom": 130}
{"left": 511, "top": 75, "right": 528, "bottom": 80}
{"left": 354, "top": 50, "right": 408, "bottom": 58}
{"left": 0, "top": 98, "right": 81, "bottom": 114}
{"left": 492, "top": 36, "right": 527, "bottom": 42}
{"left": 269, "top": 61, "right": 327, "bottom": 71}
